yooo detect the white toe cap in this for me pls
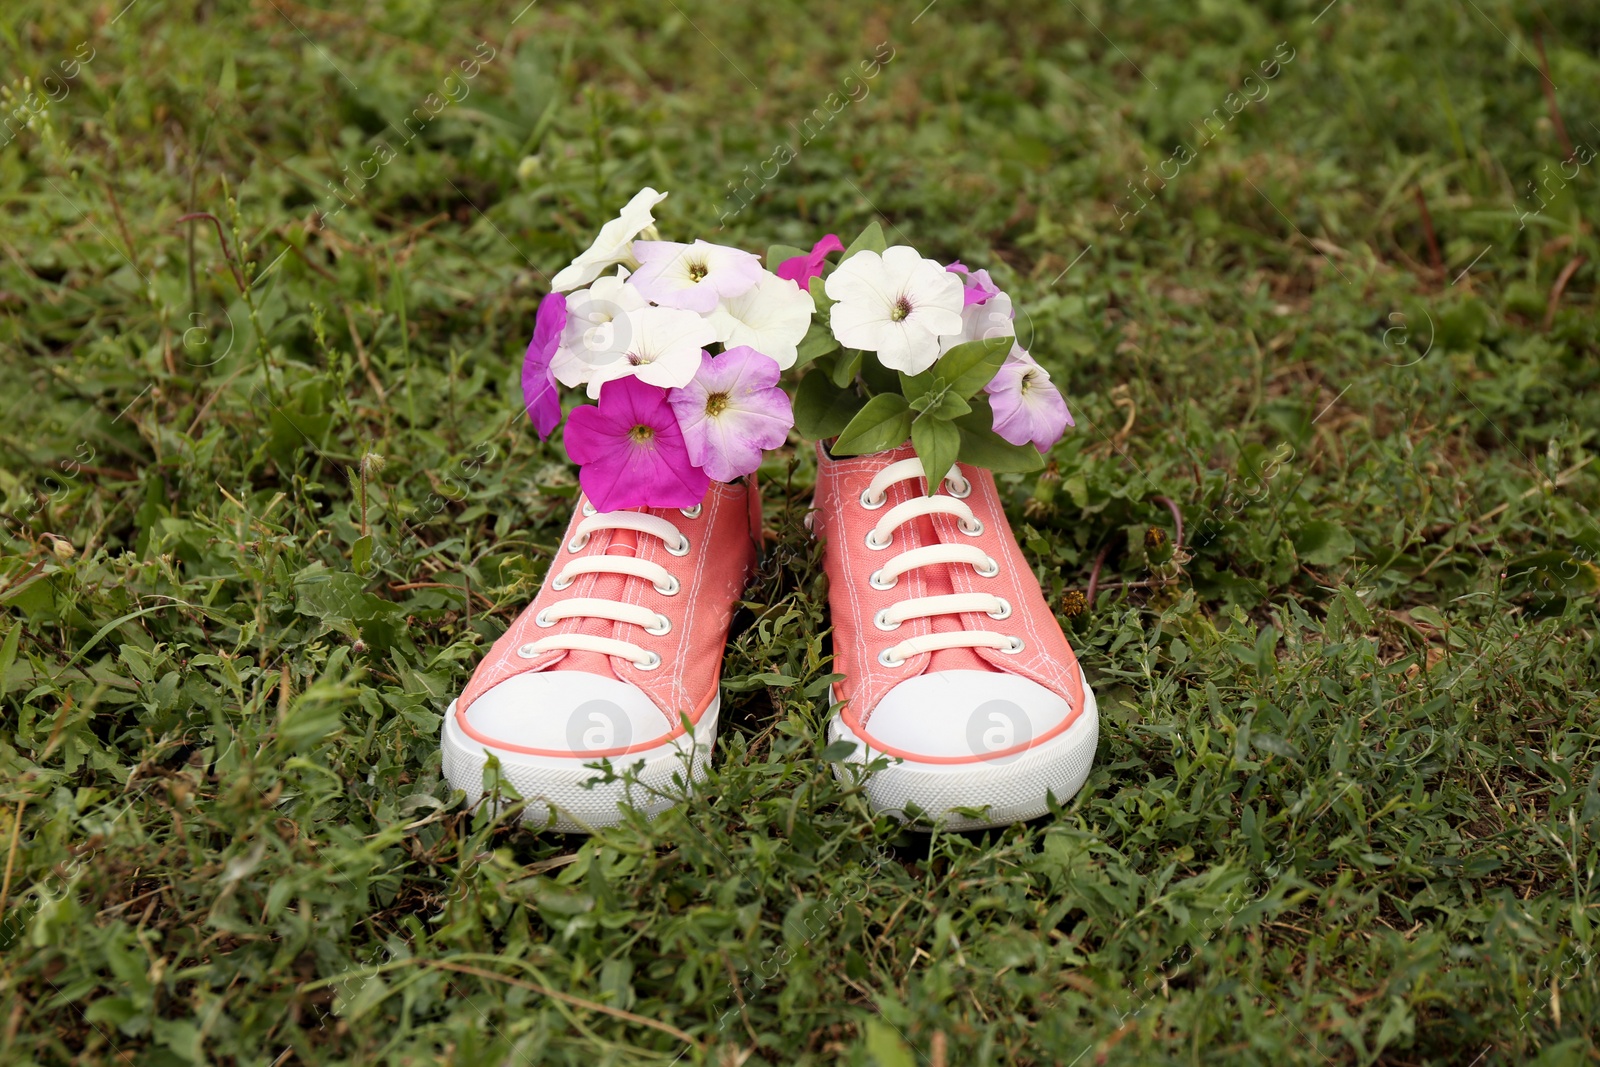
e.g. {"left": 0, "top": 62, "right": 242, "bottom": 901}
{"left": 861, "top": 670, "right": 1072, "bottom": 760}
{"left": 460, "top": 671, "right": 668, "bottom": 756}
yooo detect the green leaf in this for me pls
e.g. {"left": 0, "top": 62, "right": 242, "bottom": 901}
{"left": 351, "top": 535, "right": 373, "bottom": 575}
{"left": 911, "top": 416, "right": 960, "bottom": 493}
{"left": 793, "top": 371, "right": 865, "bottom": 439}
{"left": 864, "top": 1019, "right": 916, "bottom": 1067}
{"left": 841, "top": 220, "right": 887, "bottom": 260}
{"left": 833, "top": 394, "right": 912, "bottom": 455}
{"left": 0, "top": 622, "right": 19, "bottom": 696}
{"left": 1504, "top": 551, "right": 1600, "bottom": 598}
{"left": 830, "top": 349, "right": 863, "bottom": 388}
{"left": 1293, "top": 521, "right": 1355, "bottom": 567}
{"left": 766, "top": 242, "right": 806, "bottom": 270}
{"left": 819, "top": 739, "right": 857, "bottom": 762}
{"left": 954, "top": 401, "right": 1046, "bottom": 473}
{"left": 859, "top": 355, "right": 899, "bottom": 395}
{"left": 808, "top": 274, "right": 833, "bottom": 315}
{"left": 791, "top": 321, "right": 839, "bottom": 372}
{"left": 937, "top": 335, "right": 1013, "bottom": 397}
{"left": 904, "top": 372, "right": 947, "bottom": 408}
{"left": 924, "top": 391, "right": 971, "bottom": 420}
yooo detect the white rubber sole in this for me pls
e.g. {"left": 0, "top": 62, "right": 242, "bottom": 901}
{"left": 440, "top": 694, "right": 720, "bottom": 833}
{"left": 828, "top": 672, "right": 1099, "bottom": 830}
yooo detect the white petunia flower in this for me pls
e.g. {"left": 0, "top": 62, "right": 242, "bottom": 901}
{"left": 824, "top": 246, "right": 965, "bottom": 374}
{"left": 706, "top": 271, "right": 817, "bottom": 370}
{"left": 630, "top": 239, "right": 765, "bottom": 313}
{"left": 939, "top": 290, "right": 1015, "bottom": 354}
{"left": 551, "top": 271, "right": 647, "bottom": 388}
{"left": 550, "top": 187, "right": 668, "bottom": 292}
{"left": 582, "top": 304, "right": 717, "bottom": 397}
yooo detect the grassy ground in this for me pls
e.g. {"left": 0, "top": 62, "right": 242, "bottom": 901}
{"left": 2, "top": 0, "right": 1599, "bottom": 1063}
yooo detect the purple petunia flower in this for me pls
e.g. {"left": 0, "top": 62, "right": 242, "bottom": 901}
{"left": 564, "top": 376, "right": 709, "bottom": 512}
{"left": 667, "top": 346, "right": 794, "bottom": 483}
{"left": 985, "top": 345, "right": 1073, "bottom": 453}
{"left": 522, "top": 291, "right": 567, "bottom": 441}
{"left": 946, "top": 261, "right": 1001, "bottom": 307}
{"left": 775, "top": 234, "right": 845, "bottom": 288}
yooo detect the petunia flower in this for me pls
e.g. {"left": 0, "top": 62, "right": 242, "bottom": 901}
{"left": 581, "top": 304, "right": 718, "bottom": 398}
{"left": 775, "top": 234, "right": 844, "bottom": 288}
{"left": 564, "top": 376, "right": 710, "bottom": 512}
{"left": 945, "top": 261, "right": 1001, "bottom": 306}
{"left": 824, "top": 246, "right": 965, "bottom": 374}
{"left": 940, "top": 289, "right": 1015, "bottom": 354}
{"left": 985, "top": 345, "right": 1073, "bottom": 452}
{"left": 668, "top": 347, "right": 793, "bottom": 483}
{"left": 552, "top": 271, "right": 647, "bottom": 389}
{"left": 630, "top": 239, "right": 764, "bottom": 313}
{"left": 706, "top": 271, "right": 816, "bottom": 370}
{"left": 550, "top": 187, "right": 668, "bottom": 292}
{"left": 521, "top": 291, "right": 567, "bottom": 440}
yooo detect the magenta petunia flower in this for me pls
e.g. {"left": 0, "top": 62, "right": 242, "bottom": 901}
{"left": 667, "top": 346, "right": 793, "bottom": 482}
{"left": 985, "top": 345, "right": 1074, "bottom": 452}
{"left": 946, "top": 261, "right": 1001, "bottom": 307}
{"left": 564, "top": 376, "right": 709, "bottom": 512}
{"left": 522, "top": 291, "right": 567, "bottom": 441}
{"left": 775, "top": 234, "right": 844, "bottom": 288}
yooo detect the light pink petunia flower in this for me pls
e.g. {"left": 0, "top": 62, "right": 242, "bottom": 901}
{"left": 630, "top": 239, "right": 764, "bottom": 313}
{"left": 985, "top": 345, "right": 1073, "bottom": 452}
{"left": 667, "top": 346, "right": 794, "bottom": 483}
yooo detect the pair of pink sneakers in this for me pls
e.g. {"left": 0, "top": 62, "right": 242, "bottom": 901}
{"left": 441, "top": 443, "right": 1099, "bottom": 832}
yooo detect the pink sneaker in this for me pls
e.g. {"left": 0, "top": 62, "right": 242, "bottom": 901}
{"left": 442, "top": 480, "right": 760, "bottom": 831}
{"left": 812, "top": 443, "right": 1099, "bottom": 829}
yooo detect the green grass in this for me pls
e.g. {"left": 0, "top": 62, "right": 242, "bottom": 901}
{"left": 3, "top": 0, "right": 1600, "bottom": 1063}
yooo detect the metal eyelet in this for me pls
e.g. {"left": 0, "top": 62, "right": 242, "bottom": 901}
{"left": 865, "top": 530, "right": 891, "bottom": 550}
{"left": 975, "top": 556, "right": 1000, "bottom": 578}
{"left": 1001, "top": 637, "right": 1024, "bottom": 655}
{"left": 645, "top": 613, "right": 672, "bottom": 636}
{"left": 516, "top": 643, "right": 540, "bottom": 658}
{"left": 859, "top": 489, "right": 887, "bottom": 510}
{"left": 567, "top": 532, "right": 591, "bottom": 553}
{"left": 986, "top": 598, "right": 1012, "bottom": 621}
{"left": 551, "top": 572, "right": 575, "bottom": 590}
{"left": 666, "top": 536, "right": 691, "bottom": 557}
{"left": 878, "top": 649, "right": 906, "bottom": 667}
{"left": 874, "top": 609, "right": 901, "bottom": 631}
{"left": 655, "top": 575, "right": 681, "bottom": 596}
{"left": 959, "top": 517, "right": 984, "bottom": 536}
{"left": 535, "top": 609, "right": 557, "bottom": 627}
{"left": 945, "top": 475, "right": 972, "bottom": 499}
{"left": 635, "top": 652, "right": 663, "bottom": 671}
{"left": 581, "top": 501, "right": 597, "bottom": 517}
{"left": 680, "top": 504, "right": 702, "bottom": 519}
{"left": 869, "top": 570, "right": 898, "bottom": 590}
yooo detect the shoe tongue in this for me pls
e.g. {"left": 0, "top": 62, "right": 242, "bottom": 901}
{"left": 911, "top": 509, "right": 996, "bottom": 676}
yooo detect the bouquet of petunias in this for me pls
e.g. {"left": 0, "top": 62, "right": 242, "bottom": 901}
{"left": 523, "top": 187, "right": 810, "bottom": 511}
{"left": 523, "top": 189, "right": 1074, "bottom": 509}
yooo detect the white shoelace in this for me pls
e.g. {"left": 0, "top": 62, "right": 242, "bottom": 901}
{"left": 859, "top": 459, "right": 1022, "bottom": 667}
{"left": 514, "top": 503, "right": 697, "bottom": 671}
